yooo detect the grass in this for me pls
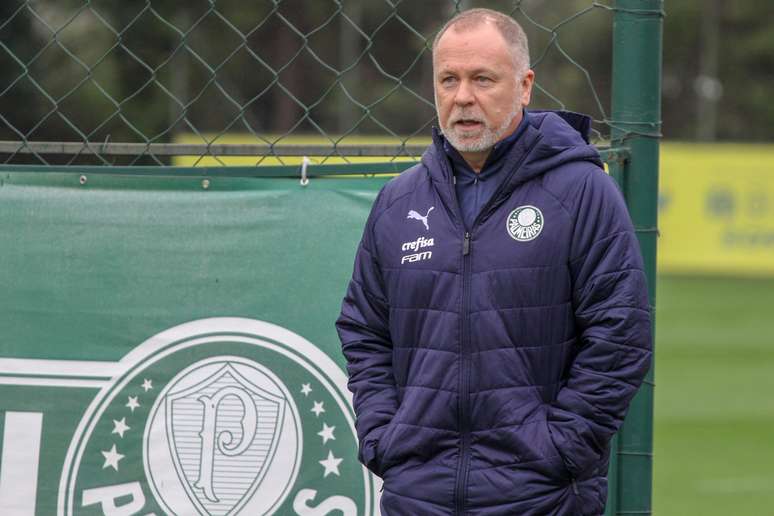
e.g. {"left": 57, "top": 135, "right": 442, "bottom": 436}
{"left": 653, "top": 275, "right": 774, "bottom": 515}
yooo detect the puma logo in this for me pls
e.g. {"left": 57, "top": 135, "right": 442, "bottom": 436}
{"left": 407, "top": 207, "right": 434, "bottom": 231}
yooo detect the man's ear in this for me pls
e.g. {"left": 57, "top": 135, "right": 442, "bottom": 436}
{"left": 521, "top": 69, "right": 535, "bottom": 107}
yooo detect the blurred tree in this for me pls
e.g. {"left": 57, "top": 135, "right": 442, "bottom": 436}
{"left": 663, "top": 0, "right": 774, "bottom": 142}
{"left": 719, "top": 1, "right": 774, "bottom": 141}
{"left": 0, "top": 2, "right": 40, "bottom": 142}
{"left": 695, "top": 0, "right": 721, "bottom": 141}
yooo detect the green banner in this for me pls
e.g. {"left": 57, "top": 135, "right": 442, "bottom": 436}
{"left": 0, "top": 171, "right": 388, "bottom": 515}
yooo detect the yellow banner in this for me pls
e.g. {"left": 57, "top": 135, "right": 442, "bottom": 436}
{"left": 659, "top": 143, "right": 774, "bottom": 276}
{"left": 172, "top": 134, "right": 428, "bottom": 167}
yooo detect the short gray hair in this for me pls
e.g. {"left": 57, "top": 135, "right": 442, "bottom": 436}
{"left": 432, "top": 8, "right": 530, "bottom": 74}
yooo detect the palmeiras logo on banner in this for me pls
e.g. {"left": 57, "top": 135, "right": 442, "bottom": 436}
{"left": 58, "top": 318, "right": 379, "bottom": 515}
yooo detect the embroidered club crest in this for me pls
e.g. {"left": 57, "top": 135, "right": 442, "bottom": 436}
{"left": 507, "top": 205, "right": 544, "bottom": 242}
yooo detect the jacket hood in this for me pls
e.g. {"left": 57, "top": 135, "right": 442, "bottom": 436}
{"left": 423, "top": 110, "right": 603, "bottom": 188}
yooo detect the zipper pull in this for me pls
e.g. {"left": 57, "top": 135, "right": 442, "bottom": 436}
{"left": 463, "top": 232, "right": 471, "bottom": 256}
{"left": 571, "top": 478, "right": 580, "bottom": 495}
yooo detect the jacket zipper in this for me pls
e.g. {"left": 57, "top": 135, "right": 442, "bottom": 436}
{"left": 449, "top": 136, "right": 542, "bottom": 516}
{"left": 455, "top": 231, "right": 472, "bottom": 515}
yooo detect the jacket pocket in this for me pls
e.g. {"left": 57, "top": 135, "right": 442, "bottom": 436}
{"left": 542, "top": 409, "right": 572, "bottom": 482}
{"left": 375, "top": 422, "right": 401, "bottom": 475}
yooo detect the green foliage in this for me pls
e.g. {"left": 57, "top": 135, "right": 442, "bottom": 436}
{"left": 662, "top": 0, "right": 774, "bottom": 141}
{"left": 0, "top": 0, "right": 621, "bottom": 165}
{"left": 1, "top": 0, "right": 771, "bottom": 167}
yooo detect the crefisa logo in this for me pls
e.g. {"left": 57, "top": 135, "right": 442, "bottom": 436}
{"left": 58, "top": 318, "right": 378, "bottom": 516}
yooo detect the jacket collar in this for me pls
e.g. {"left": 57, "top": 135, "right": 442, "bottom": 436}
{"left": 421, "top": 110, "right": 600, "bottom": 227}
{"left": 422, "top": 122, "right": 542, "bottom": 227}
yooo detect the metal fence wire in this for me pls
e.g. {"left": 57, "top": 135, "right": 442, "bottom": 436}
{"left": 0, "top": 1, "right": 644, "bottom": 166}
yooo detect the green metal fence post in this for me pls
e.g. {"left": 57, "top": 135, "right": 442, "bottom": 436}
{"left": 607, "top": 1, "right": 663, "bottom": 515}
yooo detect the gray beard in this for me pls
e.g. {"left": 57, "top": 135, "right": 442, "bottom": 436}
{"left": 442, "top": 106, "right": 520, "bottom": 153}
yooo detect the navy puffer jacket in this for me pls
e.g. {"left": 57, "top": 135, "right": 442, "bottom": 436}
{"left": 336, "top": 111, "right": 652, "bottom": 515}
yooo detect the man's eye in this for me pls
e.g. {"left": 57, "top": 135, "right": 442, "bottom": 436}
{"left": 476, "top": 76, "right": 493, "bottom": 84}
{"left": 441, "top": 76, "right": 457, "bottom": 86}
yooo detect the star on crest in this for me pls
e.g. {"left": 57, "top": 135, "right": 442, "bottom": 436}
{"left": 319, "top": 450, "right": 343, "bottom": 477}
{"left": 311, "top": 401, "right": 325, "bottom": 417}
{"left": 141, "top": 379, "right": 153, "bottom": 392}
{"left": 126, "top": 396, "right": 140, "bottom": 412}
{"left": 318, "top": 423, "right": 336, "bottom": 444}
{"left": 300, "top": 383, "right": 312, "bottom": 397}
{"left": 111, "top": 417, "right": 130, "bottom": 438}
{"left": 101, "top": 444, "right": 125, "bottom": 471}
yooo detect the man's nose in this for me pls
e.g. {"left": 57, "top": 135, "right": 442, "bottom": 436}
{"left": 454, "top": 80, "right": 475, "bottom": 106}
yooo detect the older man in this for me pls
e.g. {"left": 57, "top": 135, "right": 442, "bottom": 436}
{"left": 336, "top": 8, "right": 651, "bottom": 516}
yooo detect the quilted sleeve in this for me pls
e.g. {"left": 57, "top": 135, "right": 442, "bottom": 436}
{"left": 335, "top": 191, "right": 398, "bottom": 475}
{"left": 547, "top": 168, "right": 653, "bottom": 479}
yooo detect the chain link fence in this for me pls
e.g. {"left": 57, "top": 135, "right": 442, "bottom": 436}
{"left": 0, "top": 2, "right": 662, "bottom": 514}
{"left": 1, "top": 0, "right": 629, "bottom": 167}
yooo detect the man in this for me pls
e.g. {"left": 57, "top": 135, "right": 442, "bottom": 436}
{"left": 336, "top": 8, "right": 651, "bottom": 516}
